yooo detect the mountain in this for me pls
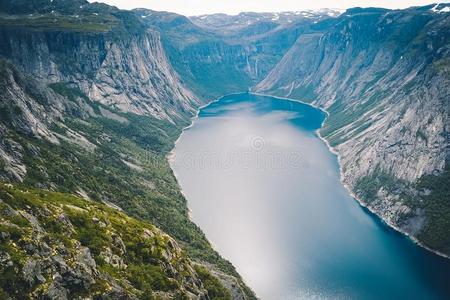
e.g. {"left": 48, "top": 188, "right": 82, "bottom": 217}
{"left": 255, "top": 5, "right": 450, "bottom": 255}
{"left": 1, "top": 0, "right": 449, "bottom": 298}
{"left": 0, "top": 183, "right": 229, "bottom": 299}
{"left": 0, "top": 0, "right": 255, "bottom": 298}
{"left": 190, "top": 9, "right": 343, "bottom": 36}
{"left": 134, "top": 9, "right": 343, "bottom": 100}
{"left": 0, "top": 2, "right": 198, "bottom": 121}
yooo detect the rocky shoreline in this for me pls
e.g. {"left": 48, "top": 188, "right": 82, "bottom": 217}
{"left": 252, "top": 92, "right": 450, "bottom": 260}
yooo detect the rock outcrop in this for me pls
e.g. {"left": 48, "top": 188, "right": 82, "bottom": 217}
{"left": 0, "top": 183, "right": 213, "bottom": 299}
{"left": 0, "top": 2, "right": 198, "bottom": 122}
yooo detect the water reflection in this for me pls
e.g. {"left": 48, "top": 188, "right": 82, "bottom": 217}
{"left": 171, "top": 93, "right": 450, "bottom": 300}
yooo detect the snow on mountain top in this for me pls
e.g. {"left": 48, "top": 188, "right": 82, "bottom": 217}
{"left": 431, "top": 3, "right": 450, "bottom": 13}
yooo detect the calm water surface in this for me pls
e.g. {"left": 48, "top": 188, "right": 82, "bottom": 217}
{"left": 170, "top": 93, "right": 450, "bottom": 299}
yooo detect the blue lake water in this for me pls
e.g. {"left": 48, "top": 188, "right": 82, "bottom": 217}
{"left": 170, "top": 93, "right": 450, "bottom": 299}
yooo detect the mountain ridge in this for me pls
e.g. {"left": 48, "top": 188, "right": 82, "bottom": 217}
{"left": 254, "top": 5, "right": 450, "bottom": 255}
{"left": 0, "top": 1, "right": 257, "bottom": 298}
{"left": 0, "top": 1, "right": 449, "bottom": 298}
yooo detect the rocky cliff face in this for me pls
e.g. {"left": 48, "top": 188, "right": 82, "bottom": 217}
{"left": 0, "top": 4, "right": 198, "bottom": 122}
{"left": 0, "top": 59, "right": 66, "bottom": 181}
{"left": 0, "top": 1, "right": 256, "bottom": 298}
{"left": 0, "top": 2, "right": 199, "bottom": 180}
{"left": 0, "top": 183, "right": 217, "bottom": 299}
{"left": 135, "top": 9, "right": 262, "bottom": 99}
{"left": 1, "top": 0, "right": 449, "bottom": 297}
{"left": 255, "top": 5, "right": 450, "bottom": 255}
{"left": 136, "top": 9, "right": 341, "bottom": 100}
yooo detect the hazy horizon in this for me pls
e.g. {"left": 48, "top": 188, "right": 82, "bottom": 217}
{"left": 90, "top": 0, "right": 444, "bottom": 16}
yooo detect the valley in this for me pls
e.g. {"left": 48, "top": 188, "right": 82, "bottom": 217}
{"left": 171, "top": 92, "right": 450, "bottom": 299}
{"left": 0, "top": 0, "right": 449, "bottom": 299}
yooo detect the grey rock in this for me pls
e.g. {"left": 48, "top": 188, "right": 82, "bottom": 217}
{"left": 255, "top": 7, "right": 450, "bottom": 247}
{"left": 100, "top": 247, "right": 127, "bottom": 269}
{"left": 112, "top": 234, "right": 126, "bottom": 255}
{"left": 23, "top": 259, "right": 47, "bottom": 286}
{"left": 0, "top": 251, "right": 13, "bottom": 268}
{"left": 0, "top": 231, "right": 10, "bottom": 240}
{"left": 46, "top": 280, "right": 69, "bottom": 300}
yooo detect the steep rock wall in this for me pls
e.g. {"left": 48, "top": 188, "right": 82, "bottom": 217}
{"left": 0, "top": 25, "right": 198, "bottom": 122}
{"left": 255, "top": 7, "right": 450, "bottom": 254}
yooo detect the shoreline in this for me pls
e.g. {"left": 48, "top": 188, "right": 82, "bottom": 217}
{"left": 167, "top": 93, "right": 248, "bottom": 260}
{"left": 167, "top": 92, "right": 245, "bottom": 226}
{"left": 167, "top": 92, "right": 245, "bottom": 165}
{"left": 167, "top": 91, "right": 450, "bottom": 260}
{"left": 252, "top": 92, "right": 450, "bottom": 260}
{"left": 166, "top": 97, "right": 219, "bottom": 223}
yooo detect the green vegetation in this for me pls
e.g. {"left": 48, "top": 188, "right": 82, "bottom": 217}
{"left": 165, "top": 42, "right": 253, "bottom": 100}
{"left": 195, "top": 266, "right": 232, "bottom": 300}
{"left": 0, "top": 0, "right": 146, "bottom": 37}
{"left": 354, "top": 167, "right": 404, "bottom": 204}
{"left": 290, "top": 84, "right": 317, "bottom": 103}
{"left": 0, "top": 14, "right": 116, "bottom": 32}
{"left": 432, "top": 57, "right": 450, "bottom": 72}
{"left": 417, "top": 165, "right": 450, "bottom": 254}
{"left": 0, "top": 183, "right": 229, "bottom": 298}
{"left": 49, "top": 82, "right": 90, "bottom": 103}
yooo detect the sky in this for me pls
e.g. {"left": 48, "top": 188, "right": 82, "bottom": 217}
{"left": 90, "top": 0, "right": 442, "bottom": 16}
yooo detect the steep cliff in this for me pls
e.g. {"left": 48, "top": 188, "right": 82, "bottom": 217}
{"left": 136, "top": 9, "right": 341, "bottom": 100}
{"left": 0, "top": 1, "right": 255, "bottom": 298}
{"left": 255, "top": 5, "right": 450, "bottom": 255}
{"left": 135, "top": 9, "right": 260, "bottom": 99}
{"left": 2, "top": 0, "right": 449, "bottom": 297}
{"left": 0, "top": 2, "right": 198, "bottom": 122}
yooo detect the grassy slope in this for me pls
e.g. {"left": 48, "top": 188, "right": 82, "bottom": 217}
{"left": 0, "top": 0, "right": 258, "bottom": 290}
{"left": 0, "top": 80, "right": 255, "bottom": 298}
{"left": 0, "top": 183, "right": 231, "bottom": 299}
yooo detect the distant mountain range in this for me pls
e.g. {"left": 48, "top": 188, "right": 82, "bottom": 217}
{"left": 0, "top": 0, "right": 449, "bottom": 298}
{"left": 191, "top": 9, "right": 344, "bottom": 31}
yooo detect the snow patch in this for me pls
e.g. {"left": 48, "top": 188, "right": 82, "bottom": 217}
{"left": 431, "top": 4, "right": 450, "bottom": 13}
